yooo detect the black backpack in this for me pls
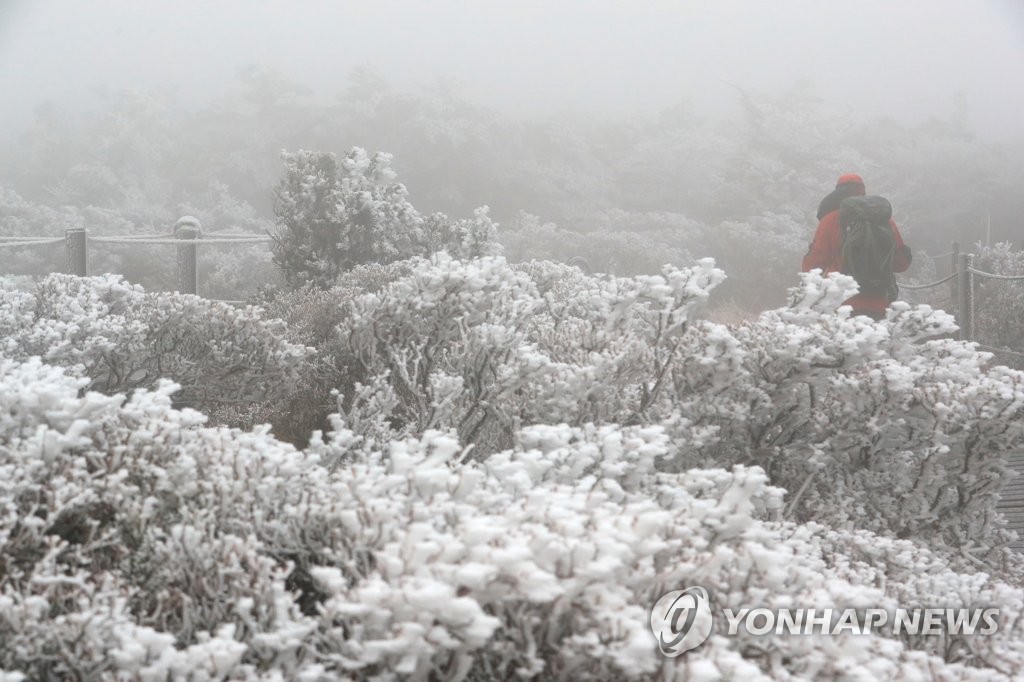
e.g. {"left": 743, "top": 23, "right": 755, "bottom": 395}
{"left": 838, "top": 195, "right": 898, "bottom": 298}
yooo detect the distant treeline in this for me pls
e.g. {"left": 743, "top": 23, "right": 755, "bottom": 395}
{"left": 1, "top": 67, "right": 1022, "bottom": 307}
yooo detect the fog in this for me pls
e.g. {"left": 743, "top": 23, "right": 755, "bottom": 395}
{"left": 1, "top": 0, "right": 1023, "bottom": 312}
{"left": 2, "top": 0, "right": 1023, "bottom": 136}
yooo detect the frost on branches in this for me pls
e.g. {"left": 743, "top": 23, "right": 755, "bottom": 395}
{"left": 270, "top": 148, "right": 500, "bottom": 289}
{"left": 973, "top": 242, "right": 1024, "bottom": 369}
{"left": 2, "top": 258, "right": 1024, "bottom": 680}
{"left": 326, "top": 257, "right": 1024, "bottom": 555}
{"left": 1, "top": 357, "right": 1023, "bottom": 680}
{"left": 0, "top": 273, "right": 309, "bottom": 411}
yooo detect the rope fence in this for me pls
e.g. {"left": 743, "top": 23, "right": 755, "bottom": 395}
{"left": 892, "top": 242, "right": 1024, "bottom": 353}
{"left": 897, "top": 271, "right": 959, "bottom": 290}
{"left": 0, "top": 237, "right": 65, "bottom": 248}
{"left": 89, "top": 235, "right": 272, "bottom": 245}
{"left": 93, "top": 232, "right": 177, "bottom": 240}
{"left": 0, "top": 220, "right": 273, "bottom": 299}
{"left": 976, "top": 344, "right": 1024, "bottom": 360}
{"left": 967, "top": 267, "right": 1024, "bottom": 282}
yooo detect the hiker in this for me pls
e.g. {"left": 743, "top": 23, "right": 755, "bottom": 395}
{"left": 802, "top": 173, "right": 912, "bottom": 320}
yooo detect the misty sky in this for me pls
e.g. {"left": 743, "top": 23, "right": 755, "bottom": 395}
{"left": 1, "top": 0, "right": 1023, "bottom": 139}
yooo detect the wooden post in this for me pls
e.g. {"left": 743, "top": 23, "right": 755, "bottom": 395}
{"left": 175, "top": 219, "right": 201, "bottom": 295}
{"left": 950, "top": 242, "right": 960, "bottom": 318}
{"left": 65, "top": 228, "right": 88, "bottom": 276}
{"left": 957, "top": 252, "right": 973, "bottom": 342}
{"left": 965, "top": 253, "right": 975, "bottom": 343}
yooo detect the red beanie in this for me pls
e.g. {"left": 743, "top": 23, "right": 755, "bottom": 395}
{"left": 836, "top": 173, "right": 865, "bottom": 188}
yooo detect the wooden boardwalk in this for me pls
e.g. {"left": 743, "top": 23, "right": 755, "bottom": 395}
{"left": 997, "top": 452, "right": 1024, "bottom": 554}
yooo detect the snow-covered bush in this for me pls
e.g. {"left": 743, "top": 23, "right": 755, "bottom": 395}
{"left": 626, "top": 270, "right": 1024, "bottom": 556}
{"left": 422, "top": 206, "right": 503, "bottom": 261}
{"left": 199, "top": 252, "right": 1024, "bottom": 557}
{"left": 212, "top": 261, "right": 417, "bottom": 445}
{"left": 281, "top": 255, "right": 1024, "bottom": 555}
{"left": 331, "top": 253, "right": 723, "bottom": 453}
{"left": 1, "top": 355, "right": 1022, "bottom": 679}
{"left": 270, "top": 148, "right": 500, "bottom": 289}
{"left": 500, "top": 210, "right": 694, "bottom": 277}
{"left": 0, "top": 185, "right": 85, "bottom": 278}
{"left": 0, "top": 273, "right": 309, "bottom": 412}
{"left": 4, "top": 255, "right": 1024, "bottom": 679}
{"left": 972, "top": 242, "right": 1024, "bottom": 369}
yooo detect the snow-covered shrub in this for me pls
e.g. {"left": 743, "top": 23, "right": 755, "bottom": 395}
{"left": 333, "top": 253, "right": 723, "bottom": 452}
{"left": 241, "top": 254, "right": 1024, "bottom": 556}
{"left": 1, "top": 356, "right": 1022, "bottom": 679}
{"left": 0, "top": 185, "right": 83, "bottom": 278}
{"left": 0, "top": 359, "right": 313, "bottom": 679}
{"left": 271, "top": 148, "right": 500, "bottom": 289}
{"left": 213, "top": 261, "right": 417, "bottom": 445}
{"left": 499, "top": 210, "right": 694, "bottom": 277}
{"left": 422, "top": 206, "right": 503, "bottom": 261}
{"left": 7, "top": 254, "right": 1024, "bottom": 678}
{"left": 324, "top": 255, "right": 1024, "bottom": 552}
{"left": 660, "top": 271, "right": 1024, "bottom": 555}
{"left": 336, "top": 253, "right": 553, "bottom": 451}
{"left": 0, "top": 273, "right": 309, "bottom": 412}
{"left": 972, "top": 242, "right": 1024, "bottom": 369}
{"left": 500, "top": 207, "right": 806, "bottom": 311}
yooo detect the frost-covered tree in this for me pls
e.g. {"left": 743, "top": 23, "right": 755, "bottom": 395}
{"left": 271, "top": 148, "right": 499, "bottom": 289}
{"left": 271, "top": 149, "right": 407, "bottom": 287}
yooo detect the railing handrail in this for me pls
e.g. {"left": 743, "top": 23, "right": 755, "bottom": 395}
{"left": 897, "top": 272, "right": 959, "bottom": 290}
{"left": 0, "top": 237, "right": 65, "bottom": 248}
{"left": 967, "top": 267, "right": 1024, "bottom": 282}
{"left": 0, "top": 224, "right": 273, "bottom": 297}
{"left": 976, "top": 344, "right": 1024, "bottom": 360}
{"left": 88, "top": 235, "right": 272, "bottom": 245}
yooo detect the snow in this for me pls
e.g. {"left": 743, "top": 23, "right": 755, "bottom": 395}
{"left": 2, "top": 260, "right": 1024, "bottom": 679}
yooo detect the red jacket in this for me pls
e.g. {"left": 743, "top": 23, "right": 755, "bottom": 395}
{"left": 801, "top": 209, "right": 912, "bottom": 318}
